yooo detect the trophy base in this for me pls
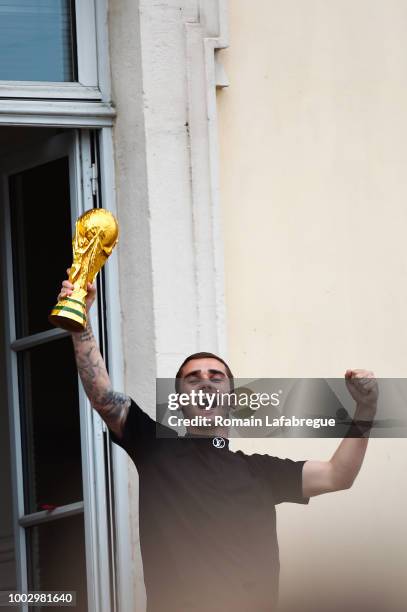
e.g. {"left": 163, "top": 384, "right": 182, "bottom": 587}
{"left": 49, "top": 296, "right": 87, "bottom": 332}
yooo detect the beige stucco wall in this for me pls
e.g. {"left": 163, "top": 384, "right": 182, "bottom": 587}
{"left": 217, "top": 1, "right": 407, "bottom": 610}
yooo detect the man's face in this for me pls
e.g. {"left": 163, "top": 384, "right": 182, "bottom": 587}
{"left": 177, "top": 358, "right": 232, "bottom": 422}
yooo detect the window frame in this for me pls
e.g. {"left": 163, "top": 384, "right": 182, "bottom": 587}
{"left": 0, "top": 0, "right": 100, "bottom": 100}
{"left": 0, "top": 130, "right": 115, "bottom": 612}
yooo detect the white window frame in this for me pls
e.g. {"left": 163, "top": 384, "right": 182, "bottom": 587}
{"left": 0, "top": 130, "right": 122, "bottom": 612}
{"left": 0, "top": 0, "right": 100, "bottom": 100}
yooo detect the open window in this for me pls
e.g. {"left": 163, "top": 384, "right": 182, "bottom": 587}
{"left": 0, "top": 128, "right": 116, "bottom": 611}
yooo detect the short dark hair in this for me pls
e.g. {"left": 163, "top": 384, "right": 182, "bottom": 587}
{"left": 175, "top": 352, "right": 234, "bottom": 392}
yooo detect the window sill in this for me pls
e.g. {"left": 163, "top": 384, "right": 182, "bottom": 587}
{"left": 0, "top": 98, "right": 115, "bottom": 127}
{"left": 0, "top": 81, "right": 102, "bottom": 100}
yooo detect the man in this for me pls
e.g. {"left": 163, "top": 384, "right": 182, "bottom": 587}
{"left": 59, "top": 274, "right": 378, "bottom": 612}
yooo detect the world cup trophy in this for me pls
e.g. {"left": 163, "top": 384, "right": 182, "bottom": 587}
{"left": 49, "top": 208, "right": 119, "bottom": 332}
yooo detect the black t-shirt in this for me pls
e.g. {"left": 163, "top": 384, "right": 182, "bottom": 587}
{"left": 110, "top": 399, "right": 309, "bottom": 612}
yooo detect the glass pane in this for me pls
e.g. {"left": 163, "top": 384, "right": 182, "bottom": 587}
{"left": 0, "top": 0, "right": 77, "bottom": 82}
{"left": 26, "top": 514, "right": 87, "bottom": 611}
{"left": 9, "top": 156, "right": 73, "bottom": 338}
{"left": 18, "top": 337, "right": 83, "bottom": 514}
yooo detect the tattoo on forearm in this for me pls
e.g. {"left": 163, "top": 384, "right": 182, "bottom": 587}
{"left": 71, "top": 323, "right": 130, "bottom": 434}
{"left": 78, "top": 328, "right": 94, "bottom": 342}
{"left": 96, "top": 390, "right": 130, "bottom": 431}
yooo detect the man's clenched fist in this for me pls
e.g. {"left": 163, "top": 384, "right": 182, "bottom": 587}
{"left": 344, "top": 369, "right": 378, "bottom": 414}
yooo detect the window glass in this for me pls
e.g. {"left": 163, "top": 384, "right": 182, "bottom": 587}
{"left": 18, "top": 337, "right": 83, "bottom": 515}
{"left": 9, "top": 156, "right": 72, "bottom": 339}
{"left": 26, "top": 514, "right": 87, "bottom": 611}
{"left": 0, "top": 1, "right": 77, "bottom": 82}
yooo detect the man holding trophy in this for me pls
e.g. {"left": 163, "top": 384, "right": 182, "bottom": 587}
{"left": 53, "top": 209, "right": 378, "bottom": 612}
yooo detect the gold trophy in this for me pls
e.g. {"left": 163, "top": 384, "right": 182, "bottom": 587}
{"left": 49, "top": 208, "right": 119, "bottom": 332}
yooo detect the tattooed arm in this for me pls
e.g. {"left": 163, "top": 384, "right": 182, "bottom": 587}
{"left": 71, "top": 322, "right": 130, "bottom": 438}
{"left": 59, "top": 271, "right": 130, "bottom": 438}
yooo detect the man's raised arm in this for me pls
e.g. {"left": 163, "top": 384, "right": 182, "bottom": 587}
{"left": 302, "top": 369, "right": 378, "bottom": 497}
{"left": 58, "top": 271, "right": 130, "bottom": 438}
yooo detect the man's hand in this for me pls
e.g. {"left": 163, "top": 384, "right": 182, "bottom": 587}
{"left": 345, "top": 369, "right": 378, "bottom": 415}
{"left": 58, "top": 267, "right": 97, "bottom": 313}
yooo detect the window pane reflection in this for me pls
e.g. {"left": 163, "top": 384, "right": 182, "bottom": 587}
{"left": 18, "top": 337, "right": 83, "bottom": 515}
{"left": 9, "top": 156, "right": 72, "bottom": 338}
{"left": 26, "top": 514, "right": 87, "bottom": 611}
{"left": 0, "top": 0, "right": 76, "bottom": 82}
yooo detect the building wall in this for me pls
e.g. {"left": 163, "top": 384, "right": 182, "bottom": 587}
{"left": 108, "top": 1, "right": 227, "bottom": 608}
{"left": 217, "top": 1, "right": 407, "bottom": 609}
